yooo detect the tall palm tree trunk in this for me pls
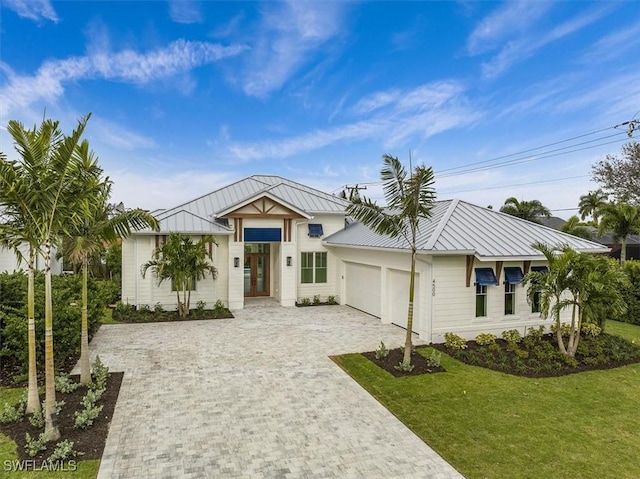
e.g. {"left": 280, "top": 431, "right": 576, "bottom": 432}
{"left": 80, "top": 257, "right": 91, "bottom": 385}
{"left": 25, "top": 253, "right": 40, "bottom": 414}
{"left": 620, "top": 238, "right": 627, "bottom": 264}
{"left": 403, "top": 248, "right": 417, "bottom": 364}
{"left": 43, "top": 238, "right": 59, "bottom": 441}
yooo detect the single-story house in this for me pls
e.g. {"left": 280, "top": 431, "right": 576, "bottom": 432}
{"left": 123, "top": 175, "right": 609, "bottom": 343}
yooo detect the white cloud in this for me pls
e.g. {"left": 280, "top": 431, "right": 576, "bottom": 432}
{"left": 226, "top": 81, "right": 481, "bottom": 161}
{"left": 240, "top": 0, "right": 346, "bottom": 97}
{"left": 90, "top": 118, "right": 157, "bottom": 151}
{"left": 168, "top": 0, "right": 202, "bottom": 24}
{"left": 108, "top": 169, "right": 236, "bottom": 210}
{"left": 467, "top": 1, "right": 550, "bottom": 55}
{"left": 481, "top": 6, "right": 613, "bottom": 79}
{"left": 0, "top": 40, "right": 247, "bottom": 120}
{"left": 580, "top": 21, "right": 640, "bottom": 64}
{"left": 3, "top": 0, "right": 58, "bottom": 23}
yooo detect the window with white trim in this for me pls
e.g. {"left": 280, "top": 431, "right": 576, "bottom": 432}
{"left": 504, "top": 282, "right": 516, "bottom": 315}
{"left": 300, "top": 252, "right": 327, "bottom": 284}
{"left": 475, "top": 284, "right": 487, "bottom": 317}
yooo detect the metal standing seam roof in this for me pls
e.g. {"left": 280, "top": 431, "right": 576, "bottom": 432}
{"left": 154, "top": 175, "right": 349, "bottom": 222}
{"left": 323, "top": 199, "right": 610, "bottom": 258}
{"left": 138, "top": 209, "right": 233, "bottom": 234}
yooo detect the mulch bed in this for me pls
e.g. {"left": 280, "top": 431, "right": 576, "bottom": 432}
{"left": 431, "top": 335, "right": 640, "bottom": 378}
{"left": 362, "top": 346, "right": 446, "bottom": 377}
{"left": 114, "top": 309, "right": 234, "bottom": 323}
{"left": 0, "top": 372, "right": 123, "bottom": 462}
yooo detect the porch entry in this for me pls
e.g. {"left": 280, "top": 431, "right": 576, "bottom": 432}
{"left": 244, "top": 243, "right": 270, "bottom": 297}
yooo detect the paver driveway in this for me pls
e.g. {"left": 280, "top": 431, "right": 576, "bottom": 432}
{"left": 84, "top": 302, "right": 464, "bottom": 478}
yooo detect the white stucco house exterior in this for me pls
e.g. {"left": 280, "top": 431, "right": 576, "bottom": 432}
{"left": 122, "top": 175, "right": 609, "bottom": 343}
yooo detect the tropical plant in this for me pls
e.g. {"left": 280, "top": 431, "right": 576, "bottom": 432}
{"left": 525, "top": 243, "right": 627, "bottom": 357}
{"left": 578, "top": 189, "right": 608, "bottom": 225}
{"left": 141, "top": 233, "right": 218, "bottom": 319}
{"left": 1, "top": 114, "right": 101, "bottom": 441}
{"left": 560, "top": 215, "right": 593, "bottom": 239}
{"left": 347, "top": 154, "right": 436, "bottom": 366}
{"left": 499, "top": 197, "right": 551, "bottom": 223}
{"left": 597, "top": 202, "right": 640, "bottom": 264}
{"left": 63, "top": 157, "right": 158, "bottom": 384}
{"left": 592, "top": 141, "right": 640, "bottom": 205}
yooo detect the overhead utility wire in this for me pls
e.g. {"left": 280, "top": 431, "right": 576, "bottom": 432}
{"left": 440, "top": 174, "right": 590, "bottom": 195}
{"left": 437, "top": 124, "right": 620, "bottom": 174}
{"left": 438, "top": 135, "right": 626, "bottom": 178}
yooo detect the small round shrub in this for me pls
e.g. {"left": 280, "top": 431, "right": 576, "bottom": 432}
{"left": 444, "top": 332, "right": 468, "bottom": 350}
{"left": 501, "top": 329, "right": 522, "bottom": 344}
{"left": 550, "top": 322, "right": 572, "bottom": 337}
{"left": 475, "top": 333, "right": 497, "bottom": 346}
{"left": 581, "top": 323, "right": 602, "bottom": 337}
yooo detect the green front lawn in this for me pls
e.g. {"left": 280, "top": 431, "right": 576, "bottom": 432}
{"left": 606, "top": 320, "right": 640, "bottom": 343}
{"left": 334, "top": 323, "right": 640, "bottom": 479}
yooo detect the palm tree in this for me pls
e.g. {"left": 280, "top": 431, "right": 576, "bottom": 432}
{"left": 5, "top": 115, "right": 98, "bottom": 441}
{"left": 141, "top": 233, "right": 217, "bottom": 319}
{"left": 597, "top": 202, "right": 640, "bottom": 264}
{"left": 560, "top": 215, "right": 592, "bottom": 240}
{"left": 63, "top": 145, "right": 159, "bottom": 384}
{"left": 346, "top": 154, "right": 436, "bottom": 367}
{"left": 525, "top": 242, "right": 572, "bottom": 356}
{"left": 578, "top": 189, "right": 608, "bottom": 225}
{"left": 499, "top": 197, "right": 551, "bottom": 223}
{"left": 0, "top": 154, "right": 42, "bottom": 415}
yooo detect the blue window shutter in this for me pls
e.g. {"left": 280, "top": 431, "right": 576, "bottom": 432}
{"left": 475, "top": 268, "right": 498, "bottom": 286}
{"left": 504, "top": 267, "right": 524, "bottom": 284}
{"left": 244, "top": 228, "right": 282, "bottom": 242}
{"left": 308, "top": 224, "right": 323, "bottom": 237}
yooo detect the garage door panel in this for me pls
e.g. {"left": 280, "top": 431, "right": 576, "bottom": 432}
{"left": 345, "top": 263, "right": 381, "bottom": 318}
{"left": 389, "top": 269, "right": 419, "bottom": 333}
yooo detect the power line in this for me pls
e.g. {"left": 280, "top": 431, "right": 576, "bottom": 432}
{"left": 440, "top": 174, "right": 590, "bottom": 195}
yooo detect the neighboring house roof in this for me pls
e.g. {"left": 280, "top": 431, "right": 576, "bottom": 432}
{"left": 137, "top": 175, "right": 348, "bottom": 235}
{"left": 538, "top": 216, "right": 567, "bottom": 230}
{"left": 538, "top": 217, "right": 640, "bottom": 247}
{"left": 323, "top": 199, "right": 610, "bottom": 260}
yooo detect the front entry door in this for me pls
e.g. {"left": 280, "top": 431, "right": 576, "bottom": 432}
{"left": 244, "top": 245, "right": 270, "bottom": 297}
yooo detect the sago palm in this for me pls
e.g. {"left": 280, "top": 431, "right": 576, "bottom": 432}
{"left": 346, "top": 154, "right": 436, "bottom": 367}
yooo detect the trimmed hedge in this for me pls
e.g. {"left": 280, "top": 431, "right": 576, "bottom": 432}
{"left": 0, "top": 272, "right": 107, "bottom": 376}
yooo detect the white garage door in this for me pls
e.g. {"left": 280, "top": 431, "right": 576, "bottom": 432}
{"left": 388, "top": 269, "right": 420, "bottom": 333}
{"left": 345, "top": 262, "right": 381, "bottom": 317}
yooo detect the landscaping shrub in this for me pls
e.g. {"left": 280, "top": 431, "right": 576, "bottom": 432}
{"left": 375, "top": 341, "right": 389, "bottom": 360}
{"left": 581, "top": 323, "right": 602, "bottom": 337}
{"left": 444, "top": 332, "right": 468, "bottom": 350}
{"left": 501, "top": 329, "right": 522, "bottom": 345}
{"left": 475, "top": 333, "right": 497, "bottom": 346}
{"left": 94, "top": 278, "right": 120, "bottom": 305}
{"left": 0, "top": 272, "right": 104, "bottom": 375}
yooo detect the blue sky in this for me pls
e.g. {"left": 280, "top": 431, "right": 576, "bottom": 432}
{"left": 1, "top": 1, "right": 639, "bottom": 216}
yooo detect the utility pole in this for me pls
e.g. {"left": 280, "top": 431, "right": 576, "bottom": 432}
{"left": 343, "top": 184, "right": 366, "bottom": 200}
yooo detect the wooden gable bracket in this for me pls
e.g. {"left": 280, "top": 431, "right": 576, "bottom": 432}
{"left": 495, "top": 261, "right": 503, "bottom": 284}
{"left": 523, "top": 260, "right": 531, "bottom": 276}
{"left": 465, "top": 255, "right": 474, "bottom": 287}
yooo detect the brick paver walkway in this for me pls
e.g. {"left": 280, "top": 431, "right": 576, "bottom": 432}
{"left": 81, "top": 302, "right": 464, "bottom": 478}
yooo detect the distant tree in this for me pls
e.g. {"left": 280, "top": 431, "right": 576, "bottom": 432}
{"left": 592, "top": 141, "right": 640, "bottom": 205}
{"left": 499, "top": 197, "right": 551, "bottom": 223}
{"left": 578, "top": 189, "right": 608, "bottom": 225}
{"left": 347, "top": 154, "right": 436, "bottom": 369}
{"left": 141, "top": 233, "right": 217, "bottom": 318}
{"left": 560, "top": 216, "right": 592, "bottom": 240}
{"left": 597, "top": 203, "right": 640, "bottom": 264}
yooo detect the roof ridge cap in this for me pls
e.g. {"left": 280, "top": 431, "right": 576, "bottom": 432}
{"left": 423, "top": 199, "right": 458, "bottom": 250}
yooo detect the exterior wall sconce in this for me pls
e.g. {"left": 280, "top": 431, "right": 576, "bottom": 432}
{"left": 234, "top": 257, "right": 240, "bottom": 268}
{"left": 286, "top": 256, "right": 292, "bottom": 267}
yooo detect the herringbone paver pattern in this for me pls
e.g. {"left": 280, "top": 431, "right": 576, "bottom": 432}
{"left": 80, "top": 303, "right": 464, "bottom": 478}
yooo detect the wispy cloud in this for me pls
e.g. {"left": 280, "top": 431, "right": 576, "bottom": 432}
{"left": 240, "top": 0, "right": 346, "bottom": 98}
{"left": 90, "top": 118, "right": 157, "bottom": 151}
{"left": 467, "top": 1, "right": 550, "bottom": 55}
{"left": 580, "top": 21, "right": 640, "bottom": 64}
{"left": 481, "top": 6, "right": 614, "bottom": 78}
{"left": 168, "top": 0, "right": 202, "bottom": 24}
{"left": 0, "top": 40, "right": 247, "bottom": 119}
{"left": 3, "top": 0, "right": 58, "bottom": 23}
{"left": 226, "top": 81, "right": 481, "bottom": 161}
